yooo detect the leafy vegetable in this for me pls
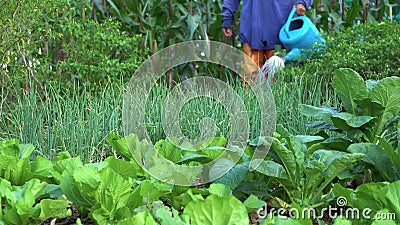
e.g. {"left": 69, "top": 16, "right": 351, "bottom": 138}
{"left": 255, "top": 125, "right": 364, "bottom": 209}
{"left": 212, "top": 160, "right": 249, "bottom": 190}
{"left": 243, "top": 194, "right": 266, "bottom": 213}
{"left": 155, "top": 207, "right": 189, "bottom": 225}
{"left": 300, "top": 69, "right": 400, "bottom": 182}
{"left": 333, "top": 180, "right": 400, "bottom": 225}
{"left": 115, "top": 211, "right": 157, "bottom": 225}
{"left": 182, "top": 194, "right": 249, "bottom": 225}
{"left": 301, "top": 68, "right": 400, "bottom": 144}
{"left": 347, "top": 143, "right": 397, "bottom": 181}
{"left": 208, "top": 183, "right": 232, "bottom": 197}
{"left": 331, "top": 68, "right": 369, "bottom": 115}
{"left": 59, "top": 158, "right": 99, "bottom": 208}
{"left": 0, "top": 139, "right": 35, "bottom": 185}
{"left": 0, "top": 178, "right": 71, "bottom": 225}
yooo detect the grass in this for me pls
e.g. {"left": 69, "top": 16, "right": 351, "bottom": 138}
{"left": 0, "top": 68, "right": 340, "bottom": 161}
{"left": 273, "top": 67, "right": 340, "bottom": 134}
{"left": 0, "top": 83, "right": 122, "bottom": 161}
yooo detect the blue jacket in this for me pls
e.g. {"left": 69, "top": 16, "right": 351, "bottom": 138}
{"left": 222, "top": 0, "right": 313, "bottom": 50}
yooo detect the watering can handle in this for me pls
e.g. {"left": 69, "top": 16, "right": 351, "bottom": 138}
{"left": 284, "top": 7, "right": 298, "bottom": 38}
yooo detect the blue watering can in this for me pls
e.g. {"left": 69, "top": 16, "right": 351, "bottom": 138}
{"left": 279, "top": 8, "right": 326, "bottom": 62}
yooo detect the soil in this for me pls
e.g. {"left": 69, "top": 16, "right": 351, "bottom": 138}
{"left": 313, "top": 214, "right": 333, "bottom": 225}
{"left": 42, "top": 205, "right": 96, "bottom": 225}
{"left": 43, "top": 203, "right": 334, "bottom": 225}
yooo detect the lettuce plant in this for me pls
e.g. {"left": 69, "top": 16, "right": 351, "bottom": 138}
{"left": 0, "top": 139, "right": 56, "bottom": 185}
{"left": 181, "top": 183, "right": 249, "bottom": 225}
{"left": 0, "top": 178, "right": 71, "bottom": 225}
{"left": 56, "top": 143, "right": 174, "bottom": 225}
{"left": 300, "top": 68, "right": 400, "bottom": 181}
{"left": 333, "top": 180, "right": 400, "bottom": 225}
{"left": 254, "top": 125, "right": 364, "bottom": 224}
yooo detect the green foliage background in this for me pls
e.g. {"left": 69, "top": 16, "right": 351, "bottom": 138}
{"left": 1, "top": 0, "right": 399, "bottom": 158}
{"left": 0, "top": 1, "right": 399, "bottom": 224}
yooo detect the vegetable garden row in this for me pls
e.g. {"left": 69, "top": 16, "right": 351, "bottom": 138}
{"left": 1, "top": 0, "right": 400, "bottom": 225}
{"left": 1, "top": 69, "right": 400, "bottom": 224}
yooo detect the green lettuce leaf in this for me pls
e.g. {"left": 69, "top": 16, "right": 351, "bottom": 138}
{"left": 0, "top": 140, "right": 34, "bottom": 185}
{"left": 332, "top": 68, "right": 369, "bottom": 114}
{"left": 309, "top": 150, "right": 364, "bottom": 203}
{"left": 183, "top": 194, "right": 249, "bottom": 225}
{"left": 155, "top": 207, "right": 189, "bottom": 225}
{"left": 331, "top": 113, "right": 375, "bottom": 131}
{"left": 107, "top": 132, "right": 133, "bottom": 160}
{"left": 243, "top": 194, "right": 266, "bottom": 213}
{"left": 59, "top": 161, "right": 99, "bottom": 207}
{"left": 384, "top": 181, "right": 400, "bottom": 218}
{"left": 198, "top": 136, "right": 227, "bottom": 159}
{"left": 0, "top": 179, "right": 70, "bottom": 225}
{"left": 139, "top": 179, "right": 173, "bottom": 203}
{"left": 0, "top": 139, "right": 20, "bottom": 158}
{"left": 208, "top": 183, "right": 232, "bottom": 197}
{"left": 18, "top": 144, "right": 35, "bottom": 160}
{"left": 105, "top": 156, "right": 142, "bottom": 179}
{"left": 213, "top": 160, "right": 249, "bottom": 190}
{"left": 298, "top": 104, "right": 338, "bottom": 124}
{"left": 370, "top": 76, "right": 400, "bottom": 133}
{"left": 255, "top": 160, "right": 289, "bottom": 180}
{"left": 270, "top": 138, "right": 297, "bottom": 181}
{"left": 347, "top": 143, "right": 395, "bottom": 181}
{"left": 91, "top": 167, "right": 135, "bottom": 224}
{"left": 172, "top": 189, "right": 205, "bottom": 209}
{"left": 154, "top": 139, "right": 182, "bottom": 163}
{"left": 333, "top": 217, "right": 353, "bottom": 225}
{"left": 10, "top": 158, "right": 34, "bottom": 186}
{"left": 51, "top": 156, "right": 81, "bottom": 183}
{"left": 333, "top": 180, "right": 400, "bottom": 224}
{"left": 31, "top": 156, "right": 54, "bottom": 183}
{"left": 39, "top": 199, "right": 71, "bottom": 221}
{"left": 116, "top": 211, "right": 157, "bottom": 225}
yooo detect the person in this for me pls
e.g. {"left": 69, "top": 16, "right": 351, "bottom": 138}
{"left": 222, "top": 0, "right": 313, "bottom": 84}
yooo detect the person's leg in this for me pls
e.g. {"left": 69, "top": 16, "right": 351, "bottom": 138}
{"left": 251, "top": 49, "right": 267, "bottom": 68}
{"left": 242, "top": 43, "right": 258, "bottom": 86}
{"left": 242, "top": 43, "right": 269, "bottom": 86}
{"left": 265, "top": 49, "right": 274, "bottom": 60}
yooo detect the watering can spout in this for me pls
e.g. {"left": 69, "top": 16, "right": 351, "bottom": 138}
{"left": 283, "top": 48, "right": 301, "bottom": 62}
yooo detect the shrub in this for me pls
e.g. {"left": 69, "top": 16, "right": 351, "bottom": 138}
{"left": 299, "top": 21, "right": 400, "bottom": 80}
{"left": 0, "top": 0, "right": 147, "bottom": 96}
{"left": 42, "top": 18, "right": 146, "bottom": 92}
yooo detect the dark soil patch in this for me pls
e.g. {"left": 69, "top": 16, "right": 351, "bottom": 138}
{"left": 42, "top": 205, "right": 96, "bottom": 225}
{"left": 313, "top": 215, "right": 333, "bottom": 225}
